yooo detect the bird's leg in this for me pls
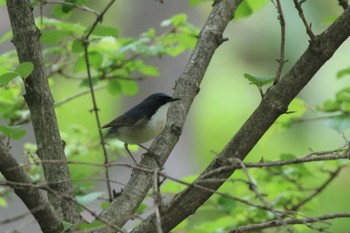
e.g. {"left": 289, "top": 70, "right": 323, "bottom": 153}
{"left": 124, "top": 143, "right": 138, "bottom": 163}
{"left": 138, "top": 144, "right": 161, "bottom": 167}
{"left": 138, "top": 144, "right": 151, "bottom": 152}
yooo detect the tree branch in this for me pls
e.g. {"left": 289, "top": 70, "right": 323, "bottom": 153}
{"left": 132, "top": 6, "right": 350, "bottom": 233}
{"left": 6, "top": 0, "right": 78, "bottom": 222}
{"left": 81, "top": 0, "right": 116, "bottom": 203}
{"left": 228, "top": 212, "right": 350, "bottom": 233}
{"left": 0, "top": 137, "right": 62, "bottom": 233}
{"left": 273, "top": 0, "right": 287, "bottom": 84}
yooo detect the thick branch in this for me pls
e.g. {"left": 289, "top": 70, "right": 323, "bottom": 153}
{"left": 133, "top": 6, "right": 350, "bottom": 233}
{"left": 98, "top": 0, "right": 243, "bottom": 231}
{"left": 0, "top": 138, "right": 62, "bottom": 233}
{"left": 6, "top": 0, "right": 78, "bottom": 222}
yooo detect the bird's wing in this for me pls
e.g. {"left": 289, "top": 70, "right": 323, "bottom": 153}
{"left": 101, "top": 113, "right": 147, "bottom": 129}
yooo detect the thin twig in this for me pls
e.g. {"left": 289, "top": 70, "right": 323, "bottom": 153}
{"left": 54, "top": 85, "right": 105, "bottom": 107}
{"left": 81, "top": 0, "right": 116, "bottom": 202}
{"left": 273, "top": 0, "right": 287, "bottom": 84}
{"left": 0, "top": 180, "right": 126, "bottom": 232}
{"left": 83, "top": 44, "right": 112, "bottom": 201}
{"left": 229, "top": 212, "right": 350, "bottom": 233}
{"left": 83, "top": 0, "right": 116, "bottom": 40}
{"left": 293, "top": 0, "right": 316, "bottom": 40}
{"left": 233, "top": 158, "right": 293, "bottom": 232}
{"left": 290, "top": 166, "right": 344, "bottom": 211}
{"left": 0, "top": 205, "right": 46, "bottom": 225}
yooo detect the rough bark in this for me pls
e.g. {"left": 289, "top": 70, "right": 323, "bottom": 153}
{"left": 5, "top": 0, "right": 78, "bottom": 223}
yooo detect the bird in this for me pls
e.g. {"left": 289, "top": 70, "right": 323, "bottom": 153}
{"left": 102, "top": 93, "right": 180, "bottom": 163}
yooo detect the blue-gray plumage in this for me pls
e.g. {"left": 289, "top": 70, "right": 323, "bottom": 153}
{"left": 102, "top": 93, "right": 180, "bottom": 162}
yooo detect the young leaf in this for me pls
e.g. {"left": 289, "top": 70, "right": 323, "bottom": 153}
{"left": 324, "top": 115, "right": 350, "bottom": 132}
{"left": 217, "top": 196, "right": 237, "bottom": 212}
{"left": 317, "top": 99, "right": 340, "bottom": 112}
{"left": 41, "top": 30, "right": 72, "bottom": 45}
{"left": 15, "top": 62, "right": 34, "bottom": 79}
{"left": 336, "top": 67, "right": 350, "bottom": 79}
{"left": 0, "top": 31, "right": 12, "bottom": 44}
{"left": 120, "top": 80, "right": 139, "bottom": 96}
{"left": 0, "top": 125, "right": 26, "bottom": 140}
{"left": 76, "top": 192, "right": 105, "bottom": 205}
{"left": 244, "top": 73, "right": 274, "bottom": 87}
{"left": 189, "top": 0, "right": 211, "bottom": 7}
{"left": 62, "top": 221, "right": 73, "bottom": 231}
{"left": 0, "top": 197, "right": 7, "bottom": 207}
{"left": 71, "top": 40, "right": 84, "bottom": 53}
{"left": 106, "top": 79, "right": 122, "bottom": 96}
{"left": 235, "top": 0, "right": 269, "bottom": 20}
{"left": 0, "top": 72, "right": 19, "bottom": 86}
{"left": 86, "top": 25, "right": 118, "bottom": 38}
{"left": 78, "top": 221, "right": 104, "bottom": 231}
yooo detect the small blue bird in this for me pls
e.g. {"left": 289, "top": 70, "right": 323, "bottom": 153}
{"left": 102, "top": 93, "right": 180, "bottom": 162}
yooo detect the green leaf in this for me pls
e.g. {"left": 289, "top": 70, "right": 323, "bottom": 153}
{"left": 235, "top": 1, "right": 253, "bottom": 19}
{"left": 62, "top": 221, "right": 73, "bottom": 231}
{"left": 161, "top": 13, "right": 188, "bottom": 27}
{"left": 78, "top": 221, "right": 104, "bottom": 231}
{"left": 86, "top": 25, "right": 118, "bottom": 38}
{"left": 106, "top": 79, "right": 122, "bottom": 96}
{"left": 74, "top": 51, "right": 103, "bottom": 72}
{"left": 0, "top": 197, "right": 7, "bottom": 207}
{"left": 79, "top": 78, "right": 99, "bottom": 88}
{"left": 171, "top": 13, "right": 187, "bottom": 26}
{"left": 120, "top": 80, "right": 139, "bottom": 96}
{"left": 0, "top": 125, "right": 26, "bottom": 140}
{"left": 52, "top": 4, "right": 73, "bottom": 19}
{"left": 336, "top": 88, "right": 350, "bottom": 102}
{"left": 135, "top": 203, "right": 148, "bottom": 214}
{"left": 88, "top": 51, "right": 103, "bottom": 69}
{"left": 0, "top": 31, "right": 12, "bottom": 44}
{"left": 341, "top": 102, "right": 350, "bottom": 113}
{"left": 336, "top": 67, "right": 350, "bottom": 79}
{"left": 235, "top": 0, "right": 269, "bottom": 20}
{"left": 324, "top": 115, "right": 350, "bottom": 132}
{"left": 0, "top": 72, "right": 19, "bottom": 86}
{"left": 76, "top": 192, "right": 105, "bottom": 205}
{"left": 243, "top": 73, "right": 274, "bottom": 87}
{"left": 189, "top": 0, "right": 211, "bottom": 7}
{"left": 41, "top": 30, "right": 72, "bottom": 45}
{"left": 217, "top": 196, "right": 236, "bottom": 212}
{"left": 276, "top": 98, "right": 307, "bottom": 128}
{"left": 137, "top": 63, "right": 159, "bottom": 76}
{"left": 100, "top": 201, "right": 110, "bottom": 210}
{"left": 317, "top": 99, "right": 340, "bottom": 112}
{"left": 71, "top": 40, "right": 84, "bottom": 53}
{"left": 15, "top": 62, "right": 34, "bottom": 79}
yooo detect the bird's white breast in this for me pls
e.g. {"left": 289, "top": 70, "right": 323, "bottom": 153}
{"left": 117, "top": 103, "right": 171, "bottom": 144}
